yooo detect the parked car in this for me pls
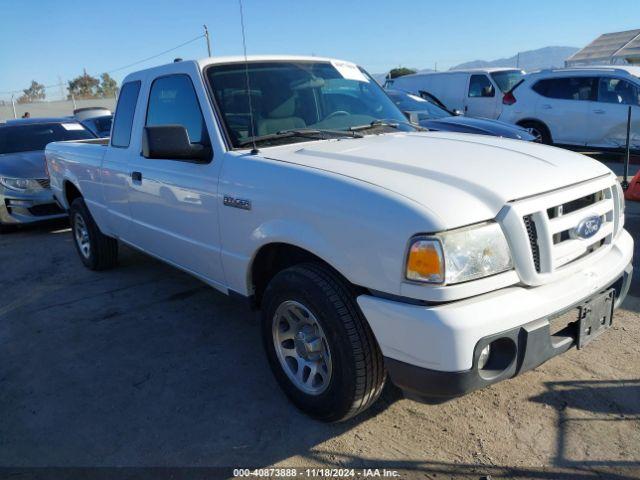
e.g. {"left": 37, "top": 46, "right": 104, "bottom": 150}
{"left": 386, "top": 89, "right": 537, "bottom": 141}
{"left": 386, "top": 68, "right": 524, "bottom": 119}
{"left": 499, "top": 67, "right": 640, "bottom": 149}
{"left": 73, "top": 107, "right": 112, "bottom": 122}
{"left": 0, "top": 118, "right": 96, "bottom": 232}
{"left": 46, "top": 56, "right": 632, "bottom": 422}
{"left": 81, "top": 114, "right": 113, "bottom": 138}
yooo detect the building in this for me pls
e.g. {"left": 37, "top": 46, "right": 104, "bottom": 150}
{"left": 566, "top": 29, "right": 640, "bottom": 67}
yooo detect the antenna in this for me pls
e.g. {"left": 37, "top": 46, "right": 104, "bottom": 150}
{"left": 238, "top": 0, "right": 259, "bottom": 154}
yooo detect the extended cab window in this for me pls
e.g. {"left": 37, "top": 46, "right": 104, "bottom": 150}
{"left": 532, "top": 77, "right": 596, "bottom": 101}
{"left": 111, "top": 81, "right": 141, "bottom": 148}
{"left": 146, "top": 75, "right": 207, "bottom": 144}
{"left": 468, "top": 75, "right": 495, "bottom": 98}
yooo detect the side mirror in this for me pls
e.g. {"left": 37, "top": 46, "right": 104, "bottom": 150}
{"left": 452, "top": 109, "right": 464, "bottom": 116}
{"left": 142, "top": 125, "right": 211, "bottom": 162}
{"left": 482, "top": 86, "right": 495, "bottom": 98}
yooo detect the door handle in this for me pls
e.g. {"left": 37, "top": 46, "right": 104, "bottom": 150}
{"left": 593, "top": 109, "right": 605, "bottom": 114}
{"left": 541, "top": 104, "right": 552, "bottom": 110}
{"left": 131, "top": 171, "right": 142, "bottom": 182}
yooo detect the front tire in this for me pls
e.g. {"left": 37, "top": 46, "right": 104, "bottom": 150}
{"left": 261, "top": 263, "right": 386, "bottom": 422}
{"left": 69, "top": 197, "right": 118, "bottom": 270}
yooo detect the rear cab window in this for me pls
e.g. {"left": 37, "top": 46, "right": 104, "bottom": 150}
{"left": 111, "top": 81, "right": 141, "bottom": 148}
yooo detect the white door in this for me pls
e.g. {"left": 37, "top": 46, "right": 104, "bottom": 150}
{"left": 587, "top": 77, "right": 640, "bottom": 149}
{"left": 533, "top": 76, "right": 595, "bottom": 146}
{"left": 464, "top": 74, "right": 498, "bottom": 118}
{"left": 101, "top": 80, "right": 142, "bottom": 238}
{"left": 126, "top": 74, "right": 225, "bottom": 286}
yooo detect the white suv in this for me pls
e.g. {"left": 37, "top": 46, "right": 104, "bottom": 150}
{"left": 499, "top": 67, "right": 640, "bottom": 149}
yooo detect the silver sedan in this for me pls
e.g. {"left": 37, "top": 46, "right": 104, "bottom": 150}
{"left": 0, "top": 118, "right": 95, "bottom": 232}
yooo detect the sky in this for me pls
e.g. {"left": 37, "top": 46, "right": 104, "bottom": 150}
{"left": 1, "top": 0, "right": 639, "bottom": 100}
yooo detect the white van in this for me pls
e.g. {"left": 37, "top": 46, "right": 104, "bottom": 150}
{"left": 386, "top": 68, "right": 524, "bottom": 119}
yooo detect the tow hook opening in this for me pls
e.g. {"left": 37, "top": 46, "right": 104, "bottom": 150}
{"left": 477, "top": 337, "right": 517, "bottom": 380}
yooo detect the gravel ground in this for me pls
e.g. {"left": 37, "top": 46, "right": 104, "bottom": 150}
{"left": 0, "top": 196, "right": 638, "bottom": 479}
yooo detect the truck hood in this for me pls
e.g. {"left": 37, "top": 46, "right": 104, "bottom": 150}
{"left": 0, "top": 150, "right": 47, "bottom": 179}
{"left": 263, "top": 131, "right": 612, "bottom": 229}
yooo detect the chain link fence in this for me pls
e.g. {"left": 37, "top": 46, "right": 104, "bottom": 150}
{"left": 0, "top": 98, "right": 117, "bottom": 122}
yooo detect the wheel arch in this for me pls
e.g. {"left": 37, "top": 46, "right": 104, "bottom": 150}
{"left": 248, "top": 242, "right": 361, "bottom": 309}
{"left": 63, "top": 180, "right": 83, "bottom": 210}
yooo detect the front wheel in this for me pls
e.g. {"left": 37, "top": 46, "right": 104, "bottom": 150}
{"left": 69, "top": 197, "right": 118, "bottom": 270}
{"left": 261, "top": 263, "right": 386, "bottom": 422}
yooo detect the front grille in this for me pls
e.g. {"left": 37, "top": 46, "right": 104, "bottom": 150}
{"left": 523, "top": 215, "right": 541, "bottom": 272}
{"left": 36, "top": 178, "right": 51, "bottom": 189}
{"left": 501, "top": 177, "right": 621, "bottom": 285}
{"left": 28, "top": 203, "right": 64, "bottom": 217}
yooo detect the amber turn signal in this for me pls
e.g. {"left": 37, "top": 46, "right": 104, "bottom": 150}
{"left": 406, "top": 239, "right": 444, "bottom": 283}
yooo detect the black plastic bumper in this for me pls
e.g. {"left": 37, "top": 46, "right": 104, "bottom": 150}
{"left": 386, "top": 262, "right": 633, "bottom": 403}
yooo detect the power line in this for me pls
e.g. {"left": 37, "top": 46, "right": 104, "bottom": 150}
{"left": 106, "top": 34, "right": 205, "bottom": 74}
{"left": 0, "top": 33, "right": 206, "bottom": 96}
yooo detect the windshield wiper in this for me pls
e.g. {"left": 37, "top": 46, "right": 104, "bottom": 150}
{"left": 237, "top": 128, "right": 362, "bottom": 147}
{"left": 348, "top": 119, "right": 428, "bottom": 133}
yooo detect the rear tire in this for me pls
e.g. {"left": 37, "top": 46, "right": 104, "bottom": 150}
{"left": 261, "top": 263, "right": 386, "bottom": 422}
{"left": 69, "top": 197, "right": 118, "bottom": 270}
{"left": 519, "top": 120, "right": 552, "bottom": 145}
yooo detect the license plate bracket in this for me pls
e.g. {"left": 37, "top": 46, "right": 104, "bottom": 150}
{"left": 577, "top": 289, "right": 615, "bottom": 349}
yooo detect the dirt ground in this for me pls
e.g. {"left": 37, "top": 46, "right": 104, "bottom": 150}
{"left": 1, "top": 198, "right": 639, "bottom": 479}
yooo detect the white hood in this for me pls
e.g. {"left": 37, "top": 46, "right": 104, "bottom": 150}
{"left": 263, "top": 131, "right": 612, "bottom": 228}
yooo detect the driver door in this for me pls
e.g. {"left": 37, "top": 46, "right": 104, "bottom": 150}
{"left": 464, "top": 74, "right": 498, "bottom": 118}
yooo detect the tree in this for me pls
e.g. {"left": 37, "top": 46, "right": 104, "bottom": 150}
{"left": 388, "top": 67, "right": 417, "bottom": 79}
{"left": 17, "top": 80, "right": 46, "bottom": 104}
{"left": 96, "top": 73, "right": 119, "bottom": 98}
{"left": 67, "top": 70, "right": 100, "bottom": 99}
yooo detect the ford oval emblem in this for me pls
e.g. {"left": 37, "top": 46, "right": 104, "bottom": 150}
{"left": 572, "top": 215, "right": 602, "bottom": 240}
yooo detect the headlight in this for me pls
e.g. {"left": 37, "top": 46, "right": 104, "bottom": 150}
{"left": 406, "top": 222, "right": 513, "bottom": 284}
{"left": 0, "top": 177, "right": 42, "bottom": 192}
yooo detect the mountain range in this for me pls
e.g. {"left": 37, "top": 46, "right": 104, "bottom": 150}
{"left": 450, "top": 46, "right": 579, "bottom": 71}
{"left": 372, "top": 46, "right": 580, "bottom": 84}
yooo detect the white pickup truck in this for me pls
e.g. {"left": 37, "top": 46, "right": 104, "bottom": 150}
{"left": 46, "top": 55, "right": 633, "bottom": 422}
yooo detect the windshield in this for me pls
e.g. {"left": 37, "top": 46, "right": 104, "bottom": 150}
{"left": 0, "top": 123, "right": 94, "bottom": 154}
{"left": 206, "top": 61, "right": 413, "bottom": 148}
{"left": 387, "top": 91, "right": 450, "bottom": 119}
{"left": 490, "top": 70, "right": 525, "bottom": 93}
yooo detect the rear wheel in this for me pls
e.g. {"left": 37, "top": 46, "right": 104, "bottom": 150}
{"left": 261, "top": 263, "right": 386, "bottom": 422}
{"left": 69, "top": 197, "right": 118, "bottom": 270}
{"left": 519, "top": 120, "right": 552, "bottom": 145}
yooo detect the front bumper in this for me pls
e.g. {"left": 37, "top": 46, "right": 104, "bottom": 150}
{"left": 357, "top": 229, "right": 634, "bottom": 401}
{"left": 0, "top": 185, "right": 66, "bottom": 226}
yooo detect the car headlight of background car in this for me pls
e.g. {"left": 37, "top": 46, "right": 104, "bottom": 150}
{"left": 406, "top": 222, "right": 513, "bottom": 284}
{"left": 0, "top": 177, "right": 42, "bottom": 192}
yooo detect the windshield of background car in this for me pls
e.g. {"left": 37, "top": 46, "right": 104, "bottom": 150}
{"left": 491, "top": 70, "right": 524, "bottom": 93}
{"left": 0, "top": 123, "right": 94, "bottom": 154}
{"left": 206, "top": 61, "right": 411, "bottom": 147}
{"left": 388, "top": 91, "right": 450, "bottom": 119}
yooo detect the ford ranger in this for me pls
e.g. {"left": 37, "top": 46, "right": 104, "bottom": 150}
{"left": 45, "top": 56, "right": 634, "bottom": 422}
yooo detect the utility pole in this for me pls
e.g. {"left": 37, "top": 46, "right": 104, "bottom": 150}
{"left": 203, "top": 24, "right": 212, "bottom": 57}
{"left": 11, "top": 94, "right": 17, "bottom": 119}
{"left": 516, "top": 52, "right": 520, "bottom": 68}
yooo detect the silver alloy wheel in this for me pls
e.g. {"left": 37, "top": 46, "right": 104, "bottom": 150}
{"left": 74, "top": 213, "right": 91, "bottom": 259}
{"left": 272, "top": 300, "right": 333, "bottom": 395}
